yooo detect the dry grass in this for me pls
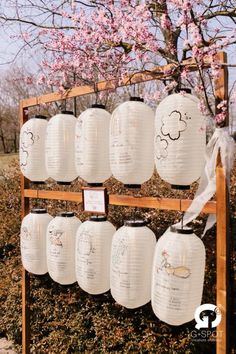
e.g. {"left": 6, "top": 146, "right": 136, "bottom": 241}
{"left": 0, "top": 154, "right": 18, "bottom": 170}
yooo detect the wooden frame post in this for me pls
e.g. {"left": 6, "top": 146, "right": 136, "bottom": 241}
{"left": 215, "top": 52, "right": 230, "bottom": 354}
{"left": 19, "top": 52, "right": 230, "bottom": 354}
{"left": 19, "top": 102, "right": 31, "bottom": 354}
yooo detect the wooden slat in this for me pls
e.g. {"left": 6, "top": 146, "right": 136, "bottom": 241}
{"left": 24, "top": 189, "right": 216, "bottom": 214}
{"left": 20, "top": 56, "right": 215, "bottom": 108}
{"left": 109, "top": 194, "right": 181, "bottom": 210}
{"left": 216, "top": 153, "right": 230, "bottom": 354}
{"left": 215, "top": 51, "right": 230, "bottom": 354}
{"left": 181, "top": 199, "right": 216, "bottom": 214}
{"left": 24, "top": 189, "right": 83, "bottom": 202}
{"left": 20, "top": 106, "right": 30, "bottom": 354}
{"left": 215, "top": 52, "right": 229, "bottom": 127}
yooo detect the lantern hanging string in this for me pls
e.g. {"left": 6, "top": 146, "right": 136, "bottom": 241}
{"left": 180, "top": 199, "right": 184, "bottom": 230}
{"left": 178, "top": 127, "right": 234, "bottom": 236}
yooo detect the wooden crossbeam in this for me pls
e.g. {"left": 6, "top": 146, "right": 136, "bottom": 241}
{"left": 21, "top": 56, "right": 216, "bottom": 108}
{"left": 24, "top": 189, "right": 217, "bottom": 214}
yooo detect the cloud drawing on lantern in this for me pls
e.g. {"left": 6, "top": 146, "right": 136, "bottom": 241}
{"left": 20, "top": 148, "right": 28, "bottom": 167}
{"left": 161, "top": 110, "right": 187, "bottom": 140}
{"left": 155, "top": 135, "right": 168, "bottom": 160}
{"left": 22, "top": 131, "right": 35, "bottom": 148}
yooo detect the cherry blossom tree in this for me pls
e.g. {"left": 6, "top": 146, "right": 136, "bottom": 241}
{"left": 0, "top": 0, "right": 236, "bottom": 125}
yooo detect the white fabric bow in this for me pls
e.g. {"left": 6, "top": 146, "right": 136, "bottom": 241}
{"left": 181, "top": 127, "right": 235, "bottom": 236}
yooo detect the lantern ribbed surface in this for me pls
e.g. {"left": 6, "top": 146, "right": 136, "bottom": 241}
{"left": 20, "top": 209, "right": 53, "bottom": 275}
{"left": 76, "top": 218, "right": 116, "bottom": 294}
{"left": 110, "top": 100, "right": 155, "bottom": 186}
{"left": 155, "top": 93, "right": 206, "bottom": 187}
{"left": 45, "top": 112, "right": 77, "bottom": 183}
{"left": 110, "top": 221, "right": 156, "bottom": 309}
{"left": 75, "top": 107, "right": 111, "bottom": 184}
{"left": 46, "top": 214, "right": 81, "bottom": 285}
{"left": 151, "top": 226, "right": 206, "bottom": 325}
{"left": 20, "top": 116, "right": 48, "bottom": 182}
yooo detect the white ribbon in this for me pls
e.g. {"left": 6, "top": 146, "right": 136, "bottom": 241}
{"left": 181, "top": 127, "right": 235, "bottom": 236}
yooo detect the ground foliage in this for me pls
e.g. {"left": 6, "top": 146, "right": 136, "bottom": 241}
{"left": 0, "top": 159, "right": 235, "bottom": 353}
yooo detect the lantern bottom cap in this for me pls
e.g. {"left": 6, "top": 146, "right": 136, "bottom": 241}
{"left": 87, "top": 183, "right": 103, "bottom": 187}
{"left": 57, "top": 181, "right": 72, "bottom": 185}
{"left": 171, "top": 184, "right": 190, "bottom": 190}
{"left": 124, "top": 184, "right": 142, "bottom": 189}
{"left": 31, "top": 181, "right": 46, "bottom": 185}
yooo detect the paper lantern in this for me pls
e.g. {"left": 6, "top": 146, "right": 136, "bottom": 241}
{"left": 110, "top": 220, "right": 156, "bottom": 308}
{"left": 75, "top": 216, "right": 115, "bottom": 294}
{"left": 20, "top": 209, "right": 53, "bottom": 275}
{"left": 45, "top": 111, "right": 77, "bottom": 184}
{"left": 75, "top": 105, "right": 111, "bottom": 186}
{"left": 47, "top": 212, "right": 81, "bottom": 285}
{"left": 19, "top": 115, "right": 48, "bottom": 182}
{"left": 151, "top": 226, "right": 205, "bottom": 325}
{"left": 110, "top": 98, "right": 155, "bottom": 187}
{"left": 155, "top": 91, "right": 206, "bottom": 189}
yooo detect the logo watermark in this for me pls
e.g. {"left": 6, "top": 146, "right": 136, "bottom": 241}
{"left": 190, "top": 303, "right": 222, "bottom": 342}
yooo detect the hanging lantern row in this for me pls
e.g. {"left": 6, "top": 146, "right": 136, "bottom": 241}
{"left": 20, "top": 210, "right": 205, "bottom": 325}
{"left": 20, "top": 92, "right": 206, "bottom": 188}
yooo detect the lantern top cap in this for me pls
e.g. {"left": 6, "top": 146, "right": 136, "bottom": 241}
{"left": 58, "top": 212, "right": 75, "bottom": 217}
{"left": 31, "top": 208, "right": 47, "bottom": 214}
{"left": 130, "top": 97, "right": 144, "bottom": 102}
{"left": 91, "top": 104, "right": 106, "bottom": 109}
{"left": 60, "top": 110, "right": 74, "bottom": 115}
{"left": 124, "top": 219, "right": 148, "bottom": 227}
{"left": 89, "top": 215, "right": 107, "bottom": 222}
{"left": 34, "top": 115, "right": 47, "bottom": 120}
{"left": 170, "top": 225, "right": 193, "bottom": 234}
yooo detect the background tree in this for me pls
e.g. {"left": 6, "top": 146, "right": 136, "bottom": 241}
{"left": 0, "top": 0, "right": 235, "bottom": 127}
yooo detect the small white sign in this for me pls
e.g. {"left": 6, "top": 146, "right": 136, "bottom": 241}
{"left": 82, "top": 188, "right": 107, "bottom": 214}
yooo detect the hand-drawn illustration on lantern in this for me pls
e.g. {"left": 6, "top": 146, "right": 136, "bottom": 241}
{"left": 47, "top": 212, "right": 81, "bottom": 285}
{"left": 151, "top": 226, "right": 206, "bottom": 325}
{"left": 155, "top": 91, "right": 206, "bottom": 189}
{"left": 45, "top": 111, "right": 77, "bottom": 183}
{"left": 20, "top": 209, "right": 53, "bottom": 275}
{"left": 110, "top": 98, "right": 155, "bottom": 187}
{"left": 75, "top": 105, "right": 111, "bottom": 186}
{"left": 76, "top": 216, "right": 115, "bottom": 294}
{"left": 20, "top": 115, "right": 48, "bottom": 182}
{"left": 110, "top": 220, "right": 156, "bottom": 308}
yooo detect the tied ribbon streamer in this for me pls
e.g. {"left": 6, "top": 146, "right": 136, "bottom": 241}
{"left": 181, "top": 127, "right": 235, "bottom": 236}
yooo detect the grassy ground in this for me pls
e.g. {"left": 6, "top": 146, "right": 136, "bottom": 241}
{"left": 0, "top": 154, "right": 18, "bottom": 170}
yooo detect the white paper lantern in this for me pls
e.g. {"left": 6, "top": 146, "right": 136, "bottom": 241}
{"left": 151, "top": 226, "right": 205, "bottom": 325}
{"left": 155, "top": 91, "right": 206, "bottom": 188}
{"left": 76, "top": 216, "right": 115, "bottom": 294}
{"left": 45, "top": 111, "right": 77, "bottom": 183}
{"left": 47, "top": 212, "right": 81, "bottom": 285}
{"left": 110, "top": 220, "right": 156, "bottom": 308}
{"left": 20, "top": 209, "right": 53, "bottom": 275}
{"left": 75, "top": 105, "right": 111, "bottom": 186}
{"left": 19, "top": 115, "right": 48, "bottom": 182}
{"left": 110, "top": 98, "right": 155, "bottom": 187}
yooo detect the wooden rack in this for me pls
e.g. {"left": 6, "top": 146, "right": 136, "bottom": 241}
{"left": 20, "top": 52, "right": 230, "bottom": 354}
